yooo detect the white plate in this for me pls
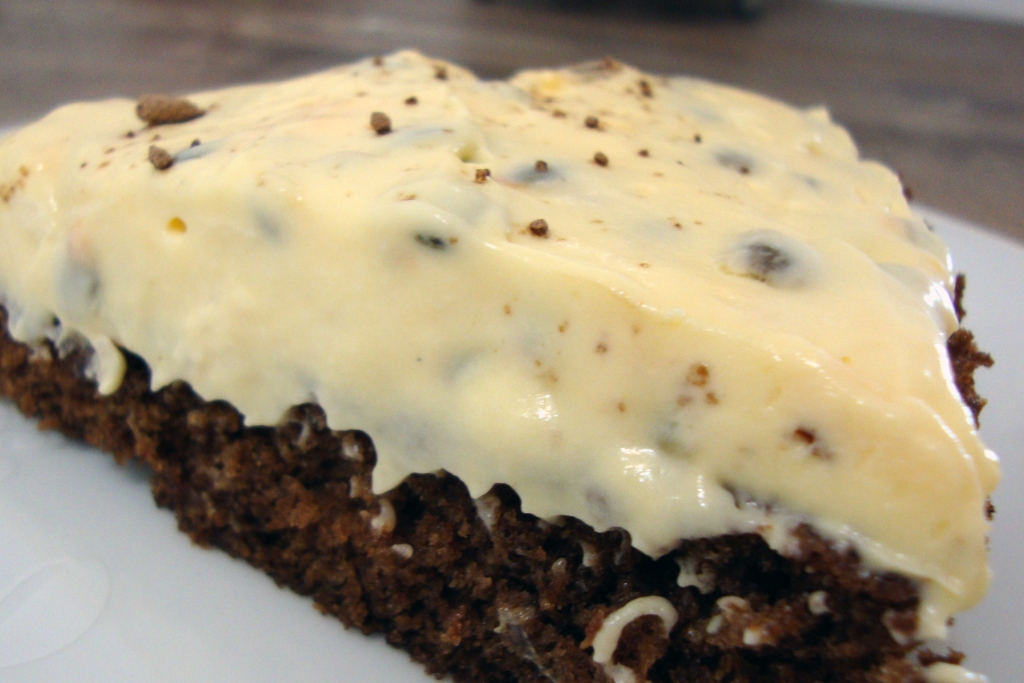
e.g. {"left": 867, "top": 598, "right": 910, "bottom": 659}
{"left": 0, "top": 169, "right": 1019, "bottom": 680}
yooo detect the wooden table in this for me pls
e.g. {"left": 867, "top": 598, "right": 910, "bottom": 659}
{"left": 1, "top": 0, "right": 1021, "bottom": 241}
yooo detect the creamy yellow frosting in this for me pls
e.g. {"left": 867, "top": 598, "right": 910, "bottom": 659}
{"left": 0, "top": 51, "right": 997, "bottom": 635}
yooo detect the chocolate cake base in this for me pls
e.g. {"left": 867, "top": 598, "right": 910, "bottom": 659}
{"left": 0, "top": 304, "right": 983, "bottom": 683}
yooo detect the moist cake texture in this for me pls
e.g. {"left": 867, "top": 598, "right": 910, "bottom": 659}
{"left": 0, "top": 51, "right": 997, "bottom": 681}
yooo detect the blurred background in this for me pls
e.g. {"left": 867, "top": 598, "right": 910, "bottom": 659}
{"left": 0, "top": 0, "right": 1020, "bottom": 238}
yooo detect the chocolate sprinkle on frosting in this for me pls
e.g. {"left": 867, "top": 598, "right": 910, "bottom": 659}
{"left": 370, "top": 112, "right": 393, "bottom": 135}
{"left": 136, "top": 95, "right": 205, "bottom": 127}
{"left": 147, "top": 145, "right": 174, "bottom": 171}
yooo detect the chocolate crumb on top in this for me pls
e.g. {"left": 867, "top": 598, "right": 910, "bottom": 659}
{"left": 638, "top": 149, "right": 649, "bottom": 157}
{"left": 0, "top": 166, "right": 29, "bottom": 203}
{"left": 529, "top": 219, "right": 549, "bottom": 237}
{"left": 593, "top": 152, "right": 609, "bottom": 167}
{"left": 535, "top": 160, "right": 549, "bottom": 173}
{"left": 553, "top": 110, "right": 566, "bottom": 118}
{"left": 687, "top": 363, "right": 709, "bottom": 387}
{"left": 585, "top": 116, "right": 600, "bottom": 129}
{"left": 190, "top": 139, "right": 201, "bottom": 148}
{"left": 638, "top": 79, "right": 653, "bottom": 98}
{"left": 793, "top": 428, "right": 831, "bottom": 459}
{"left": 148, "top": 145, "right": 174, "bottom": 171}
{"left": 434, "top": 65, "right": 448, "bottom": 80}
{"left": 370, "top": 112, "right": 393, "bottom": 135}
{"left": 372, "top": 56, "right": 384, "bottom": 66}
{"left": 898, "top": 172, "right": 914, "bottom": 200}
{"left": 474, "top": 168, "right": 490, "bottom": 184}
{"left": 794, "top": 428, "right": 816, "bottom": 446}
{"left": 694, "top": 133, "right": 703, "bottom": 143}
{"left": 405, "top": 96, "right": 418, "bottom": 105}
{"left": 136, "top": 95, "right": 205, "bottom": 127}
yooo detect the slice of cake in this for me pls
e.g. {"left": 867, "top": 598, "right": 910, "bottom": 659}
{"left": 0, "top": 51, "right": 997, "bottom": 682}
